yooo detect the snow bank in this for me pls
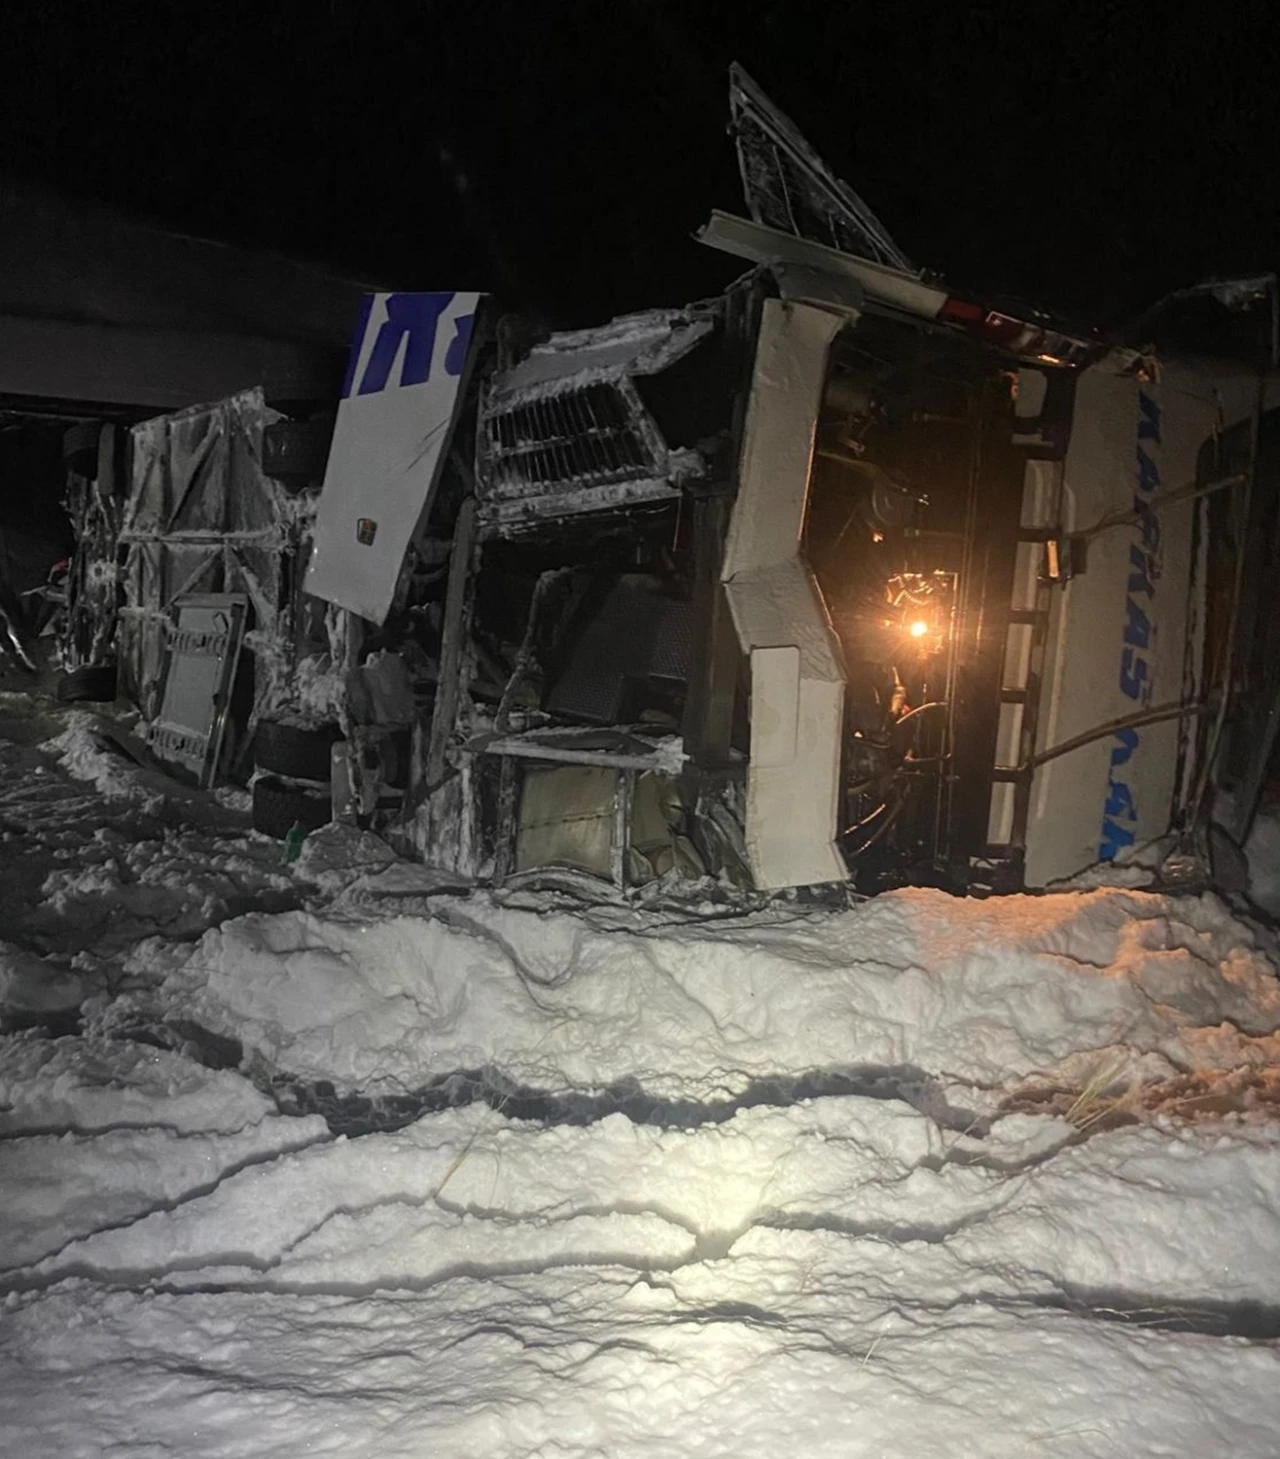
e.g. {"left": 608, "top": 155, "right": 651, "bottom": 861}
{"left": 0, "top": 1033, "right": 330, "bottom": 1271}
{"left": 0, "top": 713, "right": 302, "bottom": 958}
{"left": 2, "top": 1112, "right": 329, "bottom": 1269}
{"left": 32, "top": 825, "right": 299, "bottom": 950}
{"left": 28, "top": 1097, "right": 1280, "bottom": 1310}
{"left": 151, "top": 886, "right": 1280, "bottom": 1097}
{"left": 43, "top": 712, "right": 162, "bottom": 811}
{"left": 8, "top": 879, "right": 1280, "bottom": 1456}
{"left": 0, "top": 941, "right": 86, "bottom": 1018}
{"left": 3, "top": 1272, "right": 1276, "bottom": 1459}
{"left": 6, "top": 1093, "right": 1280, "bottom": 1457}
{"left": 8, "top": 726, "right": 1280, "bottom": 1458}
{"left": 0, "top": 1034, "right": 282, "bottom": 1137}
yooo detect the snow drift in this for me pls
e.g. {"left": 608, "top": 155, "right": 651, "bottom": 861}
{"left": 8, "top": 723, "right": 1280, "bottom": 1457}
{"left": 141, "top": 884, "right": 1280, "bottom": 1101}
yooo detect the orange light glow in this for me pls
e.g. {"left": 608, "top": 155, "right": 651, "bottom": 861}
{"left": 907, "top": 619, "right": 930, "bottom": 638}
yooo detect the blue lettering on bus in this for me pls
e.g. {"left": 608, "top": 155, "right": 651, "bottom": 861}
{"left": 1118, "top": 646, "right": 1149, "bottom": 702}
{"left": 1133, "top": 494, "right": 1161, "bottom": 552}
{"left": 1099, "top": 391, "right": 1161, "bottom": 859}
{"left": 1122, "top": 596, "right": 1151, "bottom": 649}
{"left": 339, "top": 293, "right": 475, "bottom": 399}
{"left": 358, "top": 293, "right": 454, "bottom": 395}
{"left": 445, "top": 313, "right": 475, "bottom": 377}
{"left": 1099, "top": 816, "right": 1137, "bottom": 859}
{"left": 1127, "top": 543, "right": 1155, "bottom": 597}
{"left": 1137, "top": 445, "right": 1161, "bottom": 494}
{"left": 339, "top": 295, "right": 374, "bottom": 400}
{"left": 1109, "top": 727, "right": 1139, "bottom": 766}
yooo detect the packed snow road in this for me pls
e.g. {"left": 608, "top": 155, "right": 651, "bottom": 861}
{"left": 3, "top": 701, "right": 1280, "bottom": 1456}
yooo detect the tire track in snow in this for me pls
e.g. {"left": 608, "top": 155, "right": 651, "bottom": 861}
{"left": 13, "top": 1090, "right": 1280, "bottom": 1339}
{"left": 270, "top": 1060, "right": 992, "bottom": 1138}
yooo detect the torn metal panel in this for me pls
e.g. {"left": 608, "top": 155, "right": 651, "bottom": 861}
{"left": 700, "top": 210, "right": 1099, "bottom": 368}
{"left": 722, "top": 297, "right": 847, "bottom": 889}
{"left": 729, "top": 63, "right": 914, "bottom": 273}
{"left": 424, "top": 495, "right": 477, "bottom": 790}
{"left": 61, "top": 424, "right": 124, "bottom": 671}
{"left": 475, "top": 307, "right": 716, "bottom": 534}
{"left": 118, "top": 388, "right": 291, "bottom": 719}
{"left": 701, "top": 209, "right": 944, "bottom": 322}
{"left": 719, "top": 69, "right": 1103, "bottom": 370}
{"left": 470, "top": 726, "right": 685, "bottom": 774}
{"left": 305, "top": 291, "right": 482, "bottom": 624}
{"left": 476, "top": 474, "right": 693, "bottom": 534}
{"left": 771, "top": 262, "right": 866, "bottom": 314}
{"left": 493, "top": 309, "right": 714, "bottom": 396}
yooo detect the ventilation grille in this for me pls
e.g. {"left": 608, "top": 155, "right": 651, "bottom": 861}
{"left": 482, "top": 381, "right": 660, "bottom": 499}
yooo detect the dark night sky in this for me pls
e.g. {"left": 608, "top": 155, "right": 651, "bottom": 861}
{"left": 5, "top": 1, "right": 1280, "bottom": 330}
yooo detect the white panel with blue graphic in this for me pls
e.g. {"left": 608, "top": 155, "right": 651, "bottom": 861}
{"left": 304, "top": 290, "right": 480, "bottom": 624}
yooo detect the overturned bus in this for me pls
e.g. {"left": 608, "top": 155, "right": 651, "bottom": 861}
{"left": 253, "top": 69, "right": 1280, "bottom": 896}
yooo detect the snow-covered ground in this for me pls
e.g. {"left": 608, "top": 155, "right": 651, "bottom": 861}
{"left": 3, "top": 696, "right": 1280, "bottom": 1456}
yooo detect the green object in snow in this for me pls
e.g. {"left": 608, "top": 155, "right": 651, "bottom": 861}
{"left": 282, "top": 820, "right": 307, "bottom": 864}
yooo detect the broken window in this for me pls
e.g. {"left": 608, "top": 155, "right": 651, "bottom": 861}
{"left": 728, "top": 63, "right": 913, "bottom": 272}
